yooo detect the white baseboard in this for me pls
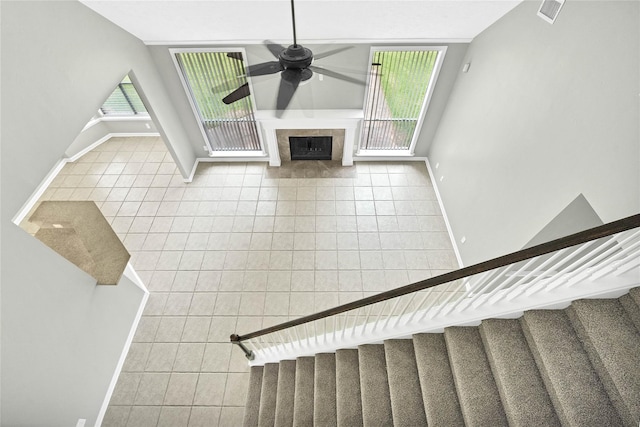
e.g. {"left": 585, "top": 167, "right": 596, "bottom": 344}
{"left": 13, "top": 134, "right": 161, "bottom": 225}
{"left": 94, "top": 263, "right": 149, "bottom": 427}
{"left": 354, "top": 155, "right": 428, "bottom": 162}
{"left": 67, "top": 135, "right": 112, "bottom": 162}
{"left": 12, "top": 158, "right": 68, "bottom": 225}
{"left": 184, "top": 156, "right": 270, "bottom": 183}
{"left": 425, "top": 158, "right": 464, "bottom": 268}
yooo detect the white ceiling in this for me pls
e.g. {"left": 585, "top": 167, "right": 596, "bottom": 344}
{"left": 80, "top": 0, "right": 522, "bottom": 45}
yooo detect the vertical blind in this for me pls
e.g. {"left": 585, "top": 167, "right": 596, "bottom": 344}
{"left": 360, "top": 50, "right": 440, "bottom": 151}
{"left": 100, "top": 76, "right": 147, "bottom": 116}
{"left": 175, "top": 51, "right": 261, "bottom": 152}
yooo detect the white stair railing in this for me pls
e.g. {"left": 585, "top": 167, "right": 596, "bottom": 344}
{"left": 231, "top": 215, "right": 640, "bottom": 365}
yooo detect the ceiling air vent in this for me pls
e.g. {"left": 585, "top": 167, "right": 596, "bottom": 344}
{"left": 538, "top": 0, "right": 565, "bottom": 24}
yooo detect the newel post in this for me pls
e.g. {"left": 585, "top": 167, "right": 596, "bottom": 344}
{"left": 230, "top": 334, "right": 255, "bottom": 361}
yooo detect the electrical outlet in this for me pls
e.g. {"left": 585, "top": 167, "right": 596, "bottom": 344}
{"left": 76, "top": 420, "right": 86, "bottom": 427}
{"left": 144, "top": 123, "right": 151, "bottom": 129}
{"left": 461, "top": 236, "right": 466, "bottom": 244}
{"left": 439, "top": 176, "right": 444, "bottom": 182}
{"left": 435, "top": 162, "right": 439, "bottom": 169}
{"left": 203, "top": 145, "right": 209, "bottom": 152}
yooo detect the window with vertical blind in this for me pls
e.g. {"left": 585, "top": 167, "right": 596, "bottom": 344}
{"left": 360, "top": 48, "right": 445, "bottom": 152}
{"left": 100, "top": 75, "right": 148, "bottom": 116}
{"left": 174, "top": 50, "right": 262, "bottom": 153}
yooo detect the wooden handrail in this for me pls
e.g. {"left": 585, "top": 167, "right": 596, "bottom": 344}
{"left": 231, "top": 213, "right": 640, "bottom": 344}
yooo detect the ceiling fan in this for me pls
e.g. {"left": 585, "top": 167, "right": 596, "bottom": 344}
{"left": 222, "top": 0, "right": 364, "bottom": 116}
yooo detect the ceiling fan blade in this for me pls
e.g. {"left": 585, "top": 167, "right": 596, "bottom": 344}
{"left": 309, "top": 66, "right": 366, "bottom": 86}
{"left": 276, "top": 70, "right": 302, "bottom": 116}
{"left": 227, "top": 52, "right": 244, "bottom": 61}
{"left": 313, "top": 46, "right": 353, "bottom": 61}
{"left": 212, "top": 76, "right": 246, "bottom": 94}
{"left": 246, "top": 61, "right": 284, "bottom": 77}
{"left": 222, "top": 83, "right": 251, "bottom": 105}
{"left": 264, "top": 40, "right": 286, "bottom": 59}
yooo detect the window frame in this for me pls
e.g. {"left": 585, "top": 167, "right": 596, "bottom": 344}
{"left": 99, "top": 77, "right": 149, "bottom": 117}
{"left": 170, "top": 47, "right": 264, "bottom": 156}
{"left": 358, "top": 46, "right": 447, "bottom": 156}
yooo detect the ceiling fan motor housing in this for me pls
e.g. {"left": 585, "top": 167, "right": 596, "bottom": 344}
{"left": 279, "top": 45, "right": 313, "bottom": 69}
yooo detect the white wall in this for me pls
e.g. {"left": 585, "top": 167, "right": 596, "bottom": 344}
{"left": 0, "top": 1, "right": 192, "bottom": 424}
{"left": 428, "top": 0, "right": 640, "bottom": 265}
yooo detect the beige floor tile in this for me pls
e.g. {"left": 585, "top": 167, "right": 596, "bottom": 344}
{"left": 126, "top": 406, "right": 161, "bottom": 427}
{"left": 48, "top": 139, "right": 459, "bottom": 420}
{"left": 218, "top": 407, "right": 245, "bottom": 426}
{"left": 164, "top": 373, "right": 198, "bottom": 405}
{"left": 134, "top": 373, "right": 170, "bottom": 405}
{"left": 222, "top": 372, "right": 250, "bottom": 406}
{"left": 189, "top": 406, "right": 222, "bottom": 427}
{"left": 157, "top": 406, "right": 191, "bottom": 427}
{"left": 193, "top": 373, "right": 227, "bottom": 406}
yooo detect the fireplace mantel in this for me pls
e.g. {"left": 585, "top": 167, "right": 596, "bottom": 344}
{"left": 255, "top": 109, "right": 364, "bottom": 167}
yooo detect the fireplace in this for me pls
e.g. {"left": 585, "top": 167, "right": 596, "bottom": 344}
{"left": 289, "top": 136, "right": 332, "bottom": 160}
{"left": 255, "top": 109, "right": 364, "bottom": 166}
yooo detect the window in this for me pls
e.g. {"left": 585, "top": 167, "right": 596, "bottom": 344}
{"left": 100, "top": 75, "right": 147, "bottom": 116}
{"left": 173, "top": 50, "right": 262, "bottom": 153}
{"left": 360, "top": 48, "right": 445, "bottom": 153}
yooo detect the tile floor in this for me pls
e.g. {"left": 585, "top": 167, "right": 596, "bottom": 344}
{"left": 31, "top": 136, "right": 458, "bottom": 426}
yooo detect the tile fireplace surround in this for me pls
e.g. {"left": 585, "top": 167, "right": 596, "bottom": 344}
{"left": 255, "top": 110, "right": 363, "bottom": 167}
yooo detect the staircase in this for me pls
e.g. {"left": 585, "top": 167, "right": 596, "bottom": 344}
{"left": 243, "top": 287, "right": 640, "bottom": 426}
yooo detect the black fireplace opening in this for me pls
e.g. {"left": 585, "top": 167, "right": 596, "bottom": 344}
{"left": 289, "top": 136, "right": 332, "bottom": 161}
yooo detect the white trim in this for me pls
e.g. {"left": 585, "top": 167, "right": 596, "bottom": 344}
{"left": 184, "top": 156, "right": 271, "bottom": 183}
{"left": 357, "top": 46, "right": 447, "bottom": 154}
{"left": 144, "top": 38, "right": 474, "bottom": 46}
{"left": 12, "top": 134, "right": 160, "bottom": 225}
{"left": 97, "top": 115, "right": 151, "bottom": 122}
{"left": 354, "top": 155, "right": 427, "bottom": 162}
{"left": 69, "top": 133, "right": 160, "bottom": 163}
{"left": 11, "top": 159, "right": 68, "bottom": 226}
{"left": 107, "top": 132, "right": 160, "bottom": 138}
{"left": 425, "top": 158, "right": 464, "bottom": 268}
{"left": 94, "top": 263, "right": 149, "bottom": 427}
{"left": 67, "top": 135, "right": 112, "bottom": 163}
{"left": 81, "top": 118, "right": 102, "bottom": 132}
{"left": 170, "top": 47, "right": 266, "bottom": 155}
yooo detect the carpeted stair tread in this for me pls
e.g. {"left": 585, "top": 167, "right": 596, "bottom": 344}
{"left": 314, "top": 353, "right": 337, "bottom": 426}
{"left": 258, "top": 363, "right": 279, "bottom": 427}
{"left": 384, "top": 339, "right": 427, "bottom": 427}
{"left": 521, "top": 309, "right": 623, "bottom": 427}
{"left": 445, "top": 326, "right": 508, "bottom": 427}
{"left": 479, "top": 319, "right": 560, "bottom": 427}
{"left": 412, "top": 333, "right": 464, "bottom": 427}
{"left": 620, "top": 291, "right": 640, "bottom": 332}
{"left": 242, "top": 288, "right": 640, "bottom": 427}
{"left": 274, "top": 359, "right": 296, "bottom": 427}
{"left": 293, "top": 357, "right": 315, "bottom": 427}
{"left": 567, "top": 299, "right": 640, "bottom": 426}
{"left": 358, "top": 344, "right": 393, "bottom": 427}
{"left": 335, "top": 349, "right": 363, "bottom": 427}
{"left": 244, "top": 365, "right": 264, "bottom": 427}
{"left": 629, "top": 286, "right": 640, "bottom": 306}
